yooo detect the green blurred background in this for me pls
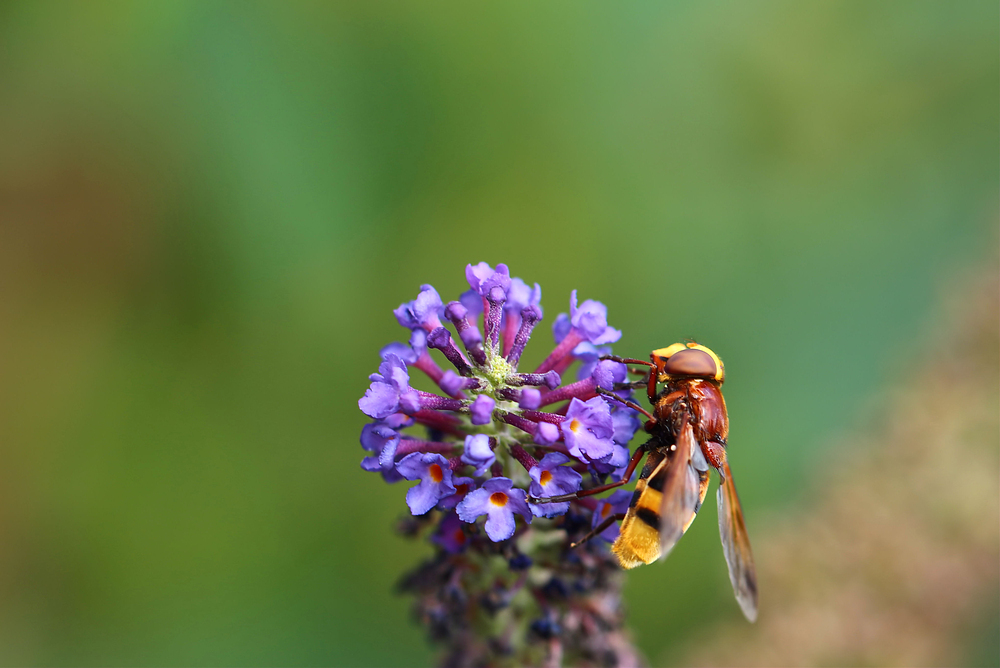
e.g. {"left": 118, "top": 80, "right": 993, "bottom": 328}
{"left": 0, "top": 1, "right": 996, "bottom": 666}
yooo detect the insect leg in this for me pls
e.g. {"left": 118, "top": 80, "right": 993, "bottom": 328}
{"left": 613, "top": 380, "right": 648, "bottom": 391}
{"left": 570, "top": 513, "right": 627, "bottom": 549}
{"left": 599, "top": 355, "right": 654, "bottom": 368}
{"left": 595, "top": 387, "right": 657, "bottom": 422}
{"left": 529, "top": 444, "right": 648, "bottom": 503}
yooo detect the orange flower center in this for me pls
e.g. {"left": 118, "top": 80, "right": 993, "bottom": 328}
{"left": 454, "top": 529, "right": 466, "bottom": 545}
{"left": 570, "top": 418, "right": 581, "bottom": 433}
{"left": 489, "top": 492, "right": 509, "bottom": 507}
{"left": 539, "top": 471, "right": 553, "bottom": 486}
{"left": 428, "top": 463, "right": 443, "bottom": 483}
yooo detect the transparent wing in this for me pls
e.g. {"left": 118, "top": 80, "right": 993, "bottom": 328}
{"left": 658, "top": 422, "right": 701, "bottom": 559}
{"left": 684, "top": 467, "right": 711, "bottom": 533}
{"left": 717, "top": 459, "right": 759, "bottom": 622}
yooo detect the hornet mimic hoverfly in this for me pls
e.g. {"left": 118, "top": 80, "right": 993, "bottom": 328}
{"left": 529, "top": 342, "right": 758, "bottom": 622}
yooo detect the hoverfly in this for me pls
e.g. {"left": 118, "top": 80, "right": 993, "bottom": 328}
{"left": 529, "top": 342, "right": 758, "bottom": 622}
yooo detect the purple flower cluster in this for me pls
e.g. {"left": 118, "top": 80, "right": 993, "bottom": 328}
{"left": 358, "top": 263, "right": 641, "bottom": 544}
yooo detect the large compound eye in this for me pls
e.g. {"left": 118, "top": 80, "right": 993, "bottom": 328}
{"left": 662, "top": 348, "right": 718, "bottom": 379}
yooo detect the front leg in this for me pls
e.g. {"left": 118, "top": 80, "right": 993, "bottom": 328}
{"left": 529, "top": 443, "right": 647, "bottom": 503}
{"left": 613, "top": 380, "right": 648, "bottom": 391}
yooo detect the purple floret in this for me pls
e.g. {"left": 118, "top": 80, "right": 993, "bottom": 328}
{"left": 574, "top": 342, "right": 612, "bottom": 380}
{"left": 592, "top": 359, "right": 627, "bottom": 390}
{"left": 561, "top": 397, "right": 615, "bottom": 463}
{"left": 528, "top": 453, "right": 583, "bottom": 518}
{"left": 359, "top": 420, "right": 405, "bottom": 483}
{"left": 533, "top": 421, "right": 560, "bottom": 446}
{"left": 460, "top": 434, "right": 495, "bottom": 476}
{"left": 358, "top": 354, "right": 421, "bottom": 419}
{"left": 458, "top": 289, "right": 483, "bottom": 316}
{"left": 552, "top": 312, "right": 572, "bottom": 344}
{"left": 393, "top": 284, "right": 444, "bottom": 332}
{"left": 519, "top": 388, "right": 541, "bottom": 410}
{"left": 469, "top": 395, "right": 496, "bottom": 425}
{"left": 504, "top": 278, "right": 542, "bottom": 320}
{"left": 466, "top": 262, "right": 511, "bottom": 296}
{"left": 456, "top": 477, "right": 532, "bottom": 542}
{"left": 396, "top": 452, "right": 457, "bottom": 515}
{"left": 379, "top": 341, "right": 419, "bottom": 365}
{"left": 440, "top": 370, "right": 465, "bottom": 397}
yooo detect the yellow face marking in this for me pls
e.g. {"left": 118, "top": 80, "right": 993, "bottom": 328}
{"left": 489, "top": 492, "right": 509, "bottom": 507}
{"left": 652, "top": 342, "right": 688, "bottom": 360}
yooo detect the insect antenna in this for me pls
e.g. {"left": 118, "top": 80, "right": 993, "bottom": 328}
{"left": 595, "top": 387, "right": 656, "bottom": 422}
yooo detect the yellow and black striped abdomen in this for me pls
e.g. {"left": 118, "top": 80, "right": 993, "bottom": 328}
{"left": 611, "top": 449, "right": 711, "bottom": 569}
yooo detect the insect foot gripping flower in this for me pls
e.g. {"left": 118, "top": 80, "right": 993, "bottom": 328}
{"left": 358, "top": 263, "right": 643, "bottom": 668}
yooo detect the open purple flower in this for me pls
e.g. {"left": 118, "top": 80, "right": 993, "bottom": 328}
{"left": 589, "top": 443, "right": 631, "bottom": 476}
{"left": 537, "top": 291, "right": 621, "bottom": 376}
{"left": 561, "top": 397, "right": 615, "bottom": 463}
{"left": 438, "top": 475, "right": 475, "bottom": 510}
{"left": 588, "top": 395, "right": 642, "bottom": 476}
{"left": 431, "top": 511, "right": 469, "bottom": 554}
{"left": 591, "top": 490, "right": 633, "bottom": 542}
{"left": 456, "top": 477, "right": 531, "bottom": 541}
{"left": 569, "top": 290, "right": 621, "bottom": 345}
{"left": 612, "top": 403, "right": 641, "bottom": 445}
{"left": 359, "top": 420, "right": 404, "bottom": 483}
{"left": 528, "top": 453, "right": 583, "bottom": 518}
{"left": 396, "top": 452, "right": 457, "bottom": 515}
{"left": 358, "top": 354, "right": 421, "bottom": 419}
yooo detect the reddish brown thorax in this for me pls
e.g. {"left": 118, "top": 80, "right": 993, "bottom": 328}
{"left": 647, "top": 342, "right": 729, "bottom": 459}
{"left": 654, "top": 379, "right": 728, "bottom": 443}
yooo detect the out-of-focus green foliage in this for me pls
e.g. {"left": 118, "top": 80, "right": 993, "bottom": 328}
{"left": 0, "top": 1, "right": 995, "bottom": 665}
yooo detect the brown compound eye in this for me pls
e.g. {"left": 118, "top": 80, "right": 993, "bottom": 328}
{"left": 662, "top": 348, "right": 718, "bottom": 379}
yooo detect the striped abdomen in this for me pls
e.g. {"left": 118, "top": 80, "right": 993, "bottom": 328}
{"left": 611, "top": 448, "right": 711, "bottom": 569}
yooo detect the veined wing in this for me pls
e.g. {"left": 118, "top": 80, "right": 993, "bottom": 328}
{"left": 718, "top": 459, "right": 759, "bottom": 622}
{"left": 657, "top": 421, "right": 701, "bottom": 559}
